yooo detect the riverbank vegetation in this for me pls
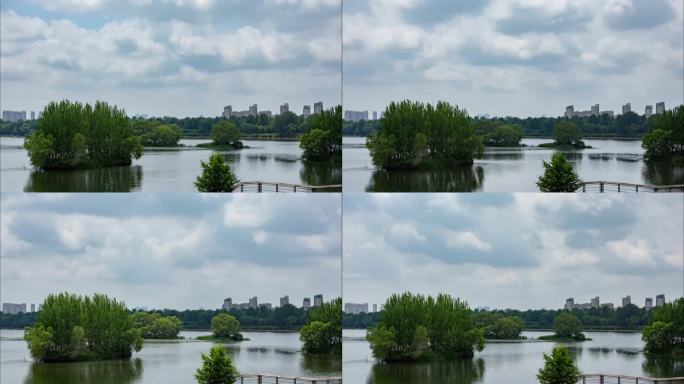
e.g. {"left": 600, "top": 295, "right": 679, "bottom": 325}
{"left": 537, "top": 153, "right": 583, "bottom": 192}
{"left": 24, "top": 100, "right": 143, "bottom": 170}
{"left": 366, "top": 293, "right": 485, "bottom": 362}
{"left": 131, "top": 119, "right": 182, "bottom": 147}
{"left": 194, "top": 153, "right": 240, "bottom": 192}
{"left": 473, "top": 312, "right": 525, "bottom": 339}
{"left": 300, "top": 298, "right": 342, "bottom": 354}
{"left": 474, "top": 120, "right": 524, "bottom": 147}
{"left": 131, "top": 312, "right": 183, "bottom": 339}
{"left": 642, "top": 105, "right": 684, "bottom": 164}
{"left": 343, "top": 109, "right": 659, "bottom": 139}
{"left": 342, "top": 304, "right": 653, "bottom": 331}
{"left": 538, "top": 313, "right": 589, "bottom": 341}
{"left": 642, "top": 298, "right": 684, "bottom": 356}
{"left": 367, "top": 100, "right": 484, "bottom": 169}
{"left": 300, "top": 105, "right": 342, "bottom": 161}
{"left": 23, "top": 293, "right": 143, "bottom": 362}
{"left": 195, "top": 345, "right": 240, "bottom": 384}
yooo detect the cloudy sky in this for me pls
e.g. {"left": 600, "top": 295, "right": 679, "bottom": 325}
{"left": 343, "top": 0, "right": 684, "bottom": 117}
{"left": 344, "top": 194, "right": 683, "bottom": 310}
{"left": 1, "top": 194, "right": 341, "bottom": 310}
{"left": 0, "top": 0, "right": 341, "bottom": 118}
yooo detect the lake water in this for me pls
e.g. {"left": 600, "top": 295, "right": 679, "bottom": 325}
{"left": 343, "top": 329, "right": 684, "bottom": 383}
{"left": 0, "top": 137, "right": 341, "bottom": 192}
{"left": 1, "top": 329, "right": 341, "bottom": 384}
{"left": 343, "top": 136, "right": 684, "bottom": 192}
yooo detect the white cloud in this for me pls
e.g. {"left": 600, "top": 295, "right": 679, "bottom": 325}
{"left": 446, "top": 231, "right": 492, "bottom": 252}
{"left": 607, "top": 239, "right": 657, "bottom": 267}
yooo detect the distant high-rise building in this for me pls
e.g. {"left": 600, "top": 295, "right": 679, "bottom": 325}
{"left": 564, "top": 298, "right": 574, "bottom": 310}
{"left": 2, "top": 110, "right": 26, "bottom": 122}
{"left": 645, "top": 105, "right": 653, "bottom": 117}
{"left": 591, "top": 104, "right": 599, "bottom": 116}
{"left": 258, "top": 303, "right": 272, "bottom": 310}
{"left": 2, "top": 303, "right": 26, "bottom": 314}
{"left": 303, "top": 105, "right": 311, "bottom": 117}
{"left": 249, "top": 296, "right": 258, "bottom": 309}
{"left": 600, "top": 110, "right": 615, "bottom": 117}
{"left": 373, "top": 303, "right": 377, "bottom": 312}
{"left": 591, "top": 297, "right": 599, "bottom": 309}
{"left": 37, "top": 111, "right": 42, "bottom": 119}
{"left": 373, "top": 111, "right": 378, "bottom": 120}
{"left": 379, "top": 111, "right": 384, "bottom": 119}
{"left": 280, "top": 103, "right": 289, "bottom": 114}
{"left": 31, "top": 304, "right": 35, "bottom": 312}
{"left": 314, "top": 294, "right": 323, "bottom": 307}
{"left": 303, "top": 298, "right": 311, "bottom": 309}
{"left": 313, "top": 102, "right": 323, "bottom": 114}
{"left": 344, "top": 110, "right": 369, "bottom": 122}
{"left": 30, "top": 111, "right": 36, "bottom": 120}
{"left": 622, "top": 295, "right": 631, "bottom": 307}
{"left": 280, "top": 295, "right": 289, "bottom": 307}
{"left": 249, "top": 104, "right": 258, "bottom": 117}
{"left": 223, "top": 106, "right": 232, "bottom": 118}
{"left": 656, "top": 294, "right": 665, "bottom": 307}
{"left": 656, "top": 102, "right": 665, "bottom": 115}
{"left": 601, "top": 303, "right": 614, "bottom": 309}
{"left": 564, "top": 106, "right": 574, "bottom": 119}
{"left": 622, "top": 103, "right": 631, "bottom": 114}
{"left": 344, "top": 303, "right": 369, "bottom": 314}
{"left": 223, "top": 298, "right": 232, "bottom": 311}
{"left": 645, "top": 298, "right": 653, "bottom": 310}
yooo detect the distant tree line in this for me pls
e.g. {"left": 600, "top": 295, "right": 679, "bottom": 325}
{"left": 343, "top": 304, "right": 655, "bottom": 331}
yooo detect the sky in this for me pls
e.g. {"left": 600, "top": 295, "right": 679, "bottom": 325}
{"left": 343, "top": 193, "right": 684, "bottom": 310}
{"left": 343, "top": 0, "right": 684, "bottom": 117}
{"left": 0, "top": 0, "right": 341, "bottom": 118}
{"left": 0, "top": 194, "right": 341, "bottom": 310}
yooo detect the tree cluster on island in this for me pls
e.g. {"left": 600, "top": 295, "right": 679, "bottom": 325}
{"left": 23, "top": 293, "right": 143, "bottom": 362}
{"left": 367, "top": 100, "right": 484, "bottom": 169}
{"left": 299, "top": 105, "right": 342, "bottom": 161}
{"left": 641, "top": 105, "right": 684, "bottom": 164}
{"left": 538, "top": 313, "right": 589, "bottom": 341}
{"left": 300, "top": 298, "right": 342, "bottom": 355}
{"left": 196, "top": 313, "right": 244, "bottom": 341}
{"left": 366, "top": 292, "right": 485, "bottom": 362}
{"left": 642, "top": 298, "right": 684, "bottom": 356}
{"left": 130, "top": 312, "right": 184, "bottom": 339}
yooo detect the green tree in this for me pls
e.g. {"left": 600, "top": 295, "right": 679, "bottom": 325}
{"left": 300, "top": 297, "right": 342, "bottom": 354}
{"left": 24, "top": 100, "right": 143, "bottom": 169}
{"left": 553, "top": 313, "right": 584, "bottom": 340}
{"left": 132, "top": 120, "right": 182, "bottom": 147}
{"left": 131, "top": 312, "right": 183, "bottom": 339}
{"left": 194, "top": 345, "right": 240, "bottom": 384}
{"left": 300, "top": 105, "right": 342, "bottom": 160}
{"left": 537, "top": 153, "right": 582, "bottom": 192}
{"left": 211, "top": 121, "right": 241, "bottom": 147}
{"left": 194, "top": 154, "right": 239, "bottom": 192}
{"left": 23, "top": 292, "right": 143, "bottom": 362}
{"left": 537, "top": 345, "right": 582, "bottom": 384}
{"left": 553, "top": 121, "right": 584, "bottom": 147}
{"left": 210, "top": 314, "right": 241, "bottom": 340}
{"left": 642, "top": 105, "right": 684, "bottom": 163}
{"left": 367, "top": 292, "right": 484, "bottom": 362}
{"left": 642, "top": 298, "right": 684, "bottom": 355}
{"left": 367, "top": 100, "right": 483, "bottom": 169}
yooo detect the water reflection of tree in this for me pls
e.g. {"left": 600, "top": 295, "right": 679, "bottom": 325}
{"left": 367, "top": 358, "right": 485, "bottom": 384}
{"left": 24, "top": 358, "right": 143, "bottom": 384}
{"left": 366, "top": 166, "right": 484, "bottom": 192}
{"left": 300, "top": 353, "right": 342, "bottom": 376}
{"left": 642, "top": 162, "right": 684, "bottom": 186}
{"left": 299, "top": 160, "right": 342, "bottom": 187}
{"left": 642, "top": 354, "right": 684, "bottom": 378}
{"left": 24, "top": 166, "right": 143, "bottom": 192}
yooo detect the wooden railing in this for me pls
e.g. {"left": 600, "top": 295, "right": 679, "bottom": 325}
{"left": 232, "top": 181, "right": 342, "bottom": 193}
{"left": 577, "top": 181, "right": 684, "bottom": 193}
{"left": 235, "top": 374, "right": 342, "bottom": 383}
{"left": 578, "top": 374, "right": 684, "bottom": 383}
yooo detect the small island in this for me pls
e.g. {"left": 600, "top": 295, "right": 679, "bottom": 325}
{"left": 366, "top": 292, "right": 485, "bottom": 362}
{"left": 537, "top": 121, "right": 591, "bottom": 149}
{"left": 300, "top": 297, "right": 342, "bottom": 355}
{"left": 195, "top": 313, "right": 246, "bottom": 342}
{"left": 195, "top": 121, "right": 246, "bottom": 149}
{"left": 537, "top": 313, "right": 591, "bottom": 342}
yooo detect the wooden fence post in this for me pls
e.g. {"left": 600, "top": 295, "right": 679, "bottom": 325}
{"left": 600, "top": 182, "right": 604, "bottom": 193}
{"left": 258, "top": 375, "right": 262, "bottom": 384}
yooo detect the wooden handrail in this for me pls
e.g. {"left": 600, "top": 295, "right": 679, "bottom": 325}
{"left": 577, "top": 181, "right": 684, "bottom": 193}
{"left": 578, "top": 374, "right": 684, "bottom": 383}
{"left": 235, "top": 374, "right": 342, "bottom": 383}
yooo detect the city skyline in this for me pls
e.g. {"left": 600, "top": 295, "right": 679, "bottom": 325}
{"left": 0, "top": 0, "right": 341, "bottom": 117}
{"left": 343, "top": 0, "right": 683, "bottom": 117}
{"left": 0, "top": 194, "right": 341, "bottom": 310}
{"left": 344, "top": 194, "right": 683, "bottom": 310}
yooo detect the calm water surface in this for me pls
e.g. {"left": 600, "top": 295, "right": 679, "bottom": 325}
{"left": 343, "top": 136, "right": 684, "bottom": 192}
{"left": 0, "top": 137, "right": 341, "bottom": 192}
{"left": 1, "top": 329, "right": 341, "bottom": 384}
{"left": 343, "top": 329, "right": 684, "bottom": 383}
